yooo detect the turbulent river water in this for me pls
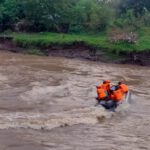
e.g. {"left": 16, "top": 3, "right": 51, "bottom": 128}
{"left": 0, "top": 51, "right": 149, "bottom": 150}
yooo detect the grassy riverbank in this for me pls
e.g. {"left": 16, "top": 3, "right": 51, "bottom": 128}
{"left": 9, "top": 27, "right": 149, "bottom": 55}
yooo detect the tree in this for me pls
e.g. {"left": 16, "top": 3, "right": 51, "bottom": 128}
{"left": 0, "top": 0, "right": 19, "bottom": 31}
{"left": 118, "top": 0, "right": 150, "bottom": 17}
{"left": 70, "top": 0, "right": 114, "bottom": 32}
{"left": 18, "top": 0, "right": 73, "bottom": 32}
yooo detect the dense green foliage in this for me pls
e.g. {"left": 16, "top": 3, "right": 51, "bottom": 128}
{"left": 0, "top": 0, "right": 150, "bottom": 55}
{"left": 0, "top": 0, "right": 149, "bottom": 32}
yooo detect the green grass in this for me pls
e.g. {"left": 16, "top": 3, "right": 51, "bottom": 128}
{"left": 8, "top": 27, "right": 150, "bottom": 54}
{"left": 136, "top": 27, "right": 150, "bottom": 51}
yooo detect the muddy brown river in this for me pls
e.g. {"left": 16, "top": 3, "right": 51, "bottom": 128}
{"left": 0, "top": 51, "right": 149, "bottom": 150}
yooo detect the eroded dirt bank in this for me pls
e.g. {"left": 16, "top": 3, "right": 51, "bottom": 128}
{"left": 0, "top": 37, "right": 150, "bottom": 66}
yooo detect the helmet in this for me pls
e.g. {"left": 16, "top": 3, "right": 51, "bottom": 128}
{"left": 105, "top": 80, "right": 110, "bottom": 83}
{"left": 115, "top": 85, "right": 119, "bottom": 90}
{"left": 118, "top": 81, "right": 122, "bottom": 85}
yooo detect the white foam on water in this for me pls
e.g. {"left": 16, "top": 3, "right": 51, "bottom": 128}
{"left": 19, "top": 85, "right": 69, "bottom": 103}
{"left": 0, "top": 106, "right": 113, "bottom": 130}
{"left": 116, "top": 102, "right": 130, "bottom": 112}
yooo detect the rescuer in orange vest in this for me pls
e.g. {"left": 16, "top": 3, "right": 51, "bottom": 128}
{"left": 111, "top": 86, "right": 124, "bottom": 102}
{"left": 96, "top": 80, "right": 111, "bottom": 101}
{"left": 97, "top": 86, "right": 118, "bottom": 110}
{"left": 100, "top": 85, "right": 124, "bottom": 110}
{"left": 98, "top": 80, "right": 110, "bottom": 93}
{"left": 118, "top": 82, "right": 129, "bottom": 94}
{"left": 96, "top": 86, "right": 108, "bottom": 100}
{"left": 96, "top": 82, "right": 128, "bottom": 110}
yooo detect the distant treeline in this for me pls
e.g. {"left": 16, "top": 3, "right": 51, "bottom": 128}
{"left": 0, "top": 0, "right": 149, "bottom": 32}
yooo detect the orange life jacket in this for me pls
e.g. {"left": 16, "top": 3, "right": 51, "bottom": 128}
{"left": 119, "top": 84, "right": 128, "bottom": 93}
{"left": 99, "top": 83, "right": 110, "bottom": 92}
{"left": 113, "top": 89, "right": 124, "bottom": 102}
{"left": 97, "top": 88, "right": 107, "bottom": 100}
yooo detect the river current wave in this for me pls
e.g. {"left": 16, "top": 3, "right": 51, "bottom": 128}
{"left": 0, "top": 51, "right": 149, "bottom": 150}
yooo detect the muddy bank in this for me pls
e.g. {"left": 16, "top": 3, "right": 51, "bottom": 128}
{"left": 121, "top": 50, "right": 150, "bottom": 66}
{"left": 0, "top": 36, "right": 150, "bottom": 66}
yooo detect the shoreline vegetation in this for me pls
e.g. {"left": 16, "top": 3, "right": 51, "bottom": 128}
{"left": 0, "top": 28, "right": 150, "bottom": 66}
{"left": 0, "top": 0, "right": 149, "bottom": 65}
